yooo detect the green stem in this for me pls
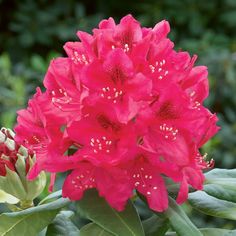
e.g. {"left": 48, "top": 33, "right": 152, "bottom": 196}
{"left": 7, "top": 203, "right": 22, "bottom": 212}
{"left": 19, "top": 199, "right": 34, "bottom": 209}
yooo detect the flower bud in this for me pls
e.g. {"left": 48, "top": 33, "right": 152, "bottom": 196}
{"left": 0, "top": 128, "right": 46, "bottom": 207}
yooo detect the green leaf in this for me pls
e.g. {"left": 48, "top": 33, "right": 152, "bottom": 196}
{"left": 39, "top": 190, "right": 62, "bottom": 205}
{"left": 5, "top": 197, "right": 70, "bottom": 217}
{"left": 0, "top": 190, "right": 19, "bottom": 204}
{"left": 80, "top": 223, "right": 114, "bottom": 236}
{"left": 0, "top": 210, "right": 58, "bottom": 236}
{"left": 164, "top": 177, "right": 181, "bottom": 195}
{"left": 205, "top": 169, "right": 236, "bottom": 190}
{"left": 0, "top": 167, "right": 27, "bottom": 200}
{"left": 199, "top": 228, "right": 236, "bottom": 236}
{"left": 46, "top": 211, "right": 80, "bottom": 236}
{"left": 188, "top": 190, "right": 236, "bottom": 220}
{"left": 76, "top": 189, "right": 145, "bottom": 236}
{"left": 38, "top": 228, "right": 47, "bottom": 236}
{"left": 203, "top": 168, "right": 236, "bottom": 203}
{"left": 203, "top": 184, "right": 236, "bottom": 203}
{"left": 0, "top": 197, "right": 70, "bottom": 236}
{"left": 166, "top": 228, "right": 236, "bottom": 236}
{"left": 163, "top": 197, "right": 202, "bottom": 236}
{"left": 205, "top": 168, "right": 236, "bottom": 179}
{"left": 206, "top": 177, "right": 236, "bottom": 188}
{"left": 142, "top": 215, "right": 169, "bottom": 236}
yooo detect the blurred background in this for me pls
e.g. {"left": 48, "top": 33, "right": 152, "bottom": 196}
{"left": 0, "top": 0, "right": 236, "bottom": 230}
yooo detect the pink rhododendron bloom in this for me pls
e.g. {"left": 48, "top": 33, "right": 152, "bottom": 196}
{"left": 15, "top": 15, "right": 219, "bottom": 212}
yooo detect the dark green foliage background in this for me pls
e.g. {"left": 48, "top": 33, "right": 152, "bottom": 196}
{"left": 0, "top": 0, "right": 236, "bottom": 229}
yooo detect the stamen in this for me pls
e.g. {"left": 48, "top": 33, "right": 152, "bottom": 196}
{"left": 100, "top": 86, "right": 123, "bottom": 103}
{"left": 90, "top": 136, "right": 113, "bottom": 154}
{"left": 149, "top": 59, "right": 169, "bottom": 80}
{"left": 160, "top": 124, "right": 178, "bottom": 141}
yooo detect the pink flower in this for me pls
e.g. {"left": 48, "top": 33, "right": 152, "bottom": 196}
{"left": 66, "top": 115, "right": 137, "bottom": 166}
{"left": 129, "top": 156, "right": 169, "bottom": 212}
{"left": 62, "top": 162, "right": 133, "bottom": 211}
{"left": 15, "top": 14, "right": 219, "bottom": 212}
{"left": 15, "top": 89, "right": 77, "bottom": 179}
{"left": 43, "top": 57, "right": 85, "bottom": 123}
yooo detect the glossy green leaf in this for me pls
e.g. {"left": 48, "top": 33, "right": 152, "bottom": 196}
{"left": 0, "top": 190, "right": 19, "bottom": 204}
{"left": 39, "top": 190, "right": 62, "bottom": 205}
{"left": 142, "top": 215, "right": 169, "bottom": 236}
{"left": 203, "top": 168, "right": 236, "bottom": 203}
{"left": 46, "top": 211, "right": 80, "bottom": 236}
{"left": 76, "top": 189, "right": 144, "bottom": 236}
{"left": 203, "top": 184, "right": 236, "bottom": 203}
{"left": 0, "top": 167, "right": 26, "bottom": 200}
{"left": 5, "top": 197, "right": 70, "bottom": 217}
{"left": 205, "top": 169, "right": 236, "bottom": 191}
{"left": 163, "top": 197, "right": 202, "bottom": 236}
{"left": 188, "top": 191, "right": 236, "bottom": 220}
{"left": 80, "top": 223, "right": 114, "bottom": 236}
{"left": 0, "top": 197, "right": 70, "bottom": 236}
{"left": 164, "top": 177, "right": 181, "bottom": 195}
{"left": 0, "top": 210, "right": 58, "bottom": 236}
{"left": 205, "top": 168, "right": 236, "bottom": 179}
{"left": 206, "top": 177, "right": 236, "bottom": 186}
{"left": 206, "top": 177, "right": 236, "bottom": 188}
{"left": 166, "top": 228, "right": 236, "bottom": 236}
{"left": 38, "top": 228, "right": 47, "bottom": 236}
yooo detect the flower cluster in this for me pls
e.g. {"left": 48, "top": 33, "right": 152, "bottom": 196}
{"left": 0, "top": 127, "right": 46, "bottom": 204}
{"left": 0, "top": 128, "right": 22, "bottom": 176}
{"left": 15, "top": 15, "right": 219, "bottom": 211}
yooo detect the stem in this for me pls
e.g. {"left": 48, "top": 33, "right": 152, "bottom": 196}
{"left": 19, "top": 200, "right": 34, "bottom": 209}
{"left": 7, "top": 203, "right": 22, "bottom": 212}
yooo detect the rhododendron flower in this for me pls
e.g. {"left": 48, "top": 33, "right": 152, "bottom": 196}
{"left": 0, "top": 128, "right": 20, "bottom": 176}
{"left": 15, "top": 15, "right": 219, "bottom": 212}
{"left": 0, "top": 128, "right": 46, "bottom": 204}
